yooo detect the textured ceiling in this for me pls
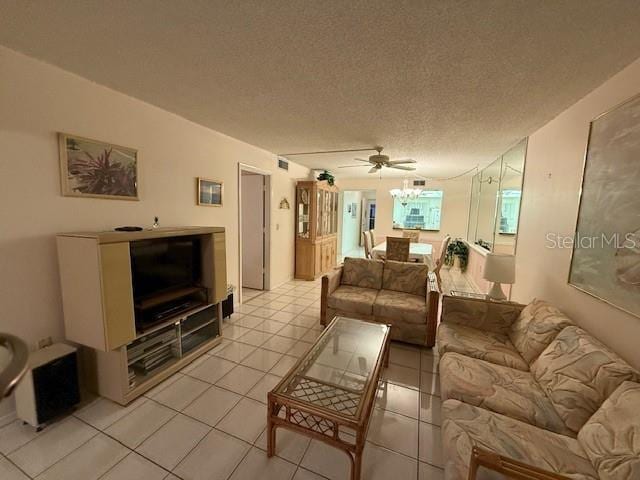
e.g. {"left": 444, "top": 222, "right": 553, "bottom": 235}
{"left": 2, "top": 1, "right": 640, "bottom": 178}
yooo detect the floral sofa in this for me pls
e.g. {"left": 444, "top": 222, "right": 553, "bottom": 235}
{"left": 320, "top": 257, "right": 440, "bottom": 346}
{"left": 437, "top": 295, "right": 640, "bottom": 480}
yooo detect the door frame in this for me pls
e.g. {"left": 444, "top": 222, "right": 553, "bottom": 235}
{"left": 338, "top": 190, "right": 376, "bottom": 253}
{"left": 238, "top": 163, "right": 271, "bottom": 304}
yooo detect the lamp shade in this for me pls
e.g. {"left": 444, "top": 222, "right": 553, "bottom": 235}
{"left": 483, "top": 253, "right": 515, "bottom": 284}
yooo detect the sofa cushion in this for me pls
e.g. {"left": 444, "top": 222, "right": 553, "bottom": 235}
{"left": 373, "top": 289, "right": 427, "bottom": 325}
{"left": 442, "top": 399, "right": 598, "bottom": 480}
{"left": 508, "top": 299, "right": 573, "bottom": 365}
{"left": 578, "top": 382, "right": 640, "bottom": 480}
{"left": 437, "top": 323, "right": 529, "bottom": 371}
{"left": 439, "top": 352, "right": 573, "bottom": 436}
{"left": 341, "top": 257, "right": 383, "bottom": 290}
{"left": 442, "top": 295, "right": 523, "bottom": 336}
{"left": 327, "top": 285, "right": 378, "bottom": 316}
{"left": 381, "top": 260, "right": 428, "bottom": 296}
{"left": 532, "top": 326, "right": 640, "bottom": 434}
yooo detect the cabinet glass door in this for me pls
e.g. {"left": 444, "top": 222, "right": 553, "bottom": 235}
{"left": 323, "top": 190, "right": 330, "bottom": 235}
{"left": 317, "top": 189, "right": 324, "bottom": 237}
{"left": 333, "top": 192, "right": 338, "bottom": 233}
{"left": 297, "top": 187, "right": 310, "bottom": 238}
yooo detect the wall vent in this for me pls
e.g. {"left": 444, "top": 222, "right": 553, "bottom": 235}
{"left": 413, "top": 179, "right": 426, "bottom": 186}
{"left": 277, "top": 157, "right": 289, "bottom": 171}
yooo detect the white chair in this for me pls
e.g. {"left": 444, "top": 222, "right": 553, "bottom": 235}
{"left": 434, "top": 235, "right": 451, "bottom": 288}
{"left": 368, "top": 230, "right": 376, "bottom": 249}
{"left": 362, "top": 231, "right": 372, "bottom": 259}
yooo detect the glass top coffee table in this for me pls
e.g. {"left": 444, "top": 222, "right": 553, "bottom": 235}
{"left": 267, "top": 316, "right": 391, "bottom": 480}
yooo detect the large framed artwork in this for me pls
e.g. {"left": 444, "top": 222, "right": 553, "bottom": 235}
{"left": 568, "top": 93, "right": 640, "bottom": 317}
{"left": 59, "top": 133, "right": 139, "bottom": 200}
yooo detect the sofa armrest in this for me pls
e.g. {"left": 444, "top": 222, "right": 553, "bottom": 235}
{"left": 425, "top": 271, "right": 441, "bottom": 347}
{"left": 468, "top": 446, "right": 570, "bottom": 480}
{"left": 321, "top": 267, "right": 343, "bottom": 326}
{"left": 441, "top": 295, "right": 525, "bottom": 336}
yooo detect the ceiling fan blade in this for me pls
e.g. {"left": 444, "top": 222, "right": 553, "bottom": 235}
{"left": 389, "top": 165, "right": 416, "bottom": 171}
{"left": 354, "top": 158, "right": 372, "bottom": 163}
{"left": 338, "top": 164, "right": 370, "bottom": 168}
{"left": 368, "top": 166, "right": 379, "bottom": 174}
{"left": 388, "top": 159, "right": 416, "bottom": 165}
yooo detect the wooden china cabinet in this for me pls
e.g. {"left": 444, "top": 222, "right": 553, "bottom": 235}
{"left": 295, "top": 180, "right": 339, "bottom": 280}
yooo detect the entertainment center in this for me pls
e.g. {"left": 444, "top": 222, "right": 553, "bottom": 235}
{"left": 56, "top": 226, "right": 226, "bottom": 404}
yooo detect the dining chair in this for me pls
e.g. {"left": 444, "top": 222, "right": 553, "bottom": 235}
{"left": 362, "top": 231, "right": 372, "bottom": 259}
{"left": 402, "top": 230, "right": 420, "bottom": 243}
{"left": 433, "top": 235, "right": 451, "bottom": 287}
{"left": 367, "top": 230, "right": 376, "bottom": 248}
{"left": 385, "top": 236, "right": 410, "bottom": 262}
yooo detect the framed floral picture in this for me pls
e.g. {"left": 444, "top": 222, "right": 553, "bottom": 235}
{"left": 197, "top": 177, "right": 223, "bottom": 206}
{"left": 58, "top": 133, "right": 139, "bottom": 200}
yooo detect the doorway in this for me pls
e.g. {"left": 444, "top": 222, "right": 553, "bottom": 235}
{"left": 362, "top": 196, "right": 377, "bottom": 238}
{"left": 339, "top": 190, "right": 376, "bottom": 258}
{"left": 238, "top": 165, "right": 271, "bottom": 303}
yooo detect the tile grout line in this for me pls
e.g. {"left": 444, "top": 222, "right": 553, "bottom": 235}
{"left": 1, "top": 451, "right": 35, "bottom": 479}
{"left": 233, "top": 284, "right": 445, "bottom": 475}
{"left": 3, "top": 282, "right": 448, "bottom": 480}
{"left": 22, "top": 422, "right": 101, "bottom": 479}
{"left": 72, "top": 414, "right": 183, "bottom": 480}
{"left": 0, "top": 285, "right": 307, "bottom": 478}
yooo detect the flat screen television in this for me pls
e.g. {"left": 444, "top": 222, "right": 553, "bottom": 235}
{"left": 130, "top": 236, "right": 202, "bottom": 300}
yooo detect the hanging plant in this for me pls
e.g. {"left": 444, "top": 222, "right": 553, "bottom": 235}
{"left": 317, "top": 170, "right": 335, "bottom": 186}
{"left": 444, "top": 239, "right": 469, "bottom": 271}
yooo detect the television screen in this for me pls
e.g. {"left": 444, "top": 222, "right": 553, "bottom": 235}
{"left": 130, "top": 236, "right": 201, "bottom": 299}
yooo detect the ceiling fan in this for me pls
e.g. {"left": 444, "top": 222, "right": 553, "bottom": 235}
{"left": 338, "top": 146, "right": 416, "bottom": 174}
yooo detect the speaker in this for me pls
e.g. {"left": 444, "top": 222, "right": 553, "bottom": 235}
{"left": 15, "top": 343, "right": 80, "bottom": 430}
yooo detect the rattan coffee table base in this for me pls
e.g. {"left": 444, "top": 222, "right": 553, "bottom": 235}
{"left": 267, "top": 318, "right": 391, "bottom": 480}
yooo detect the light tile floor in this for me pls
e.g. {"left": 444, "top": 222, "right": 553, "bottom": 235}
{"left": 0, "top": 279, "right": 445, "bottom": 480}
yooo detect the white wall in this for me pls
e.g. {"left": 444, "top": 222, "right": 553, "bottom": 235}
{"left": 514, "top": 57, "right": 640, "bottom": 369}
{"left": 0, "top": 46, "right": 308, "bottom": 369}
{"left": 340, "top": 190, "right": 363, "bottom": 255}
{"left": 336, "top": 178, "right": 471, "bottom": 252}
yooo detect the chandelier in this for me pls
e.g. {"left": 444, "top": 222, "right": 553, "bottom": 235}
{"left": 389, "top": 179, "right": 422, "bottom": 206}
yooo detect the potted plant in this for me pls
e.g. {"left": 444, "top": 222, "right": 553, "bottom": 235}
{"left": 317, "top": 170, "right": 335, "bottom": 186}
{"left": 445, "top": 239, "right": 469, "bottom": 271}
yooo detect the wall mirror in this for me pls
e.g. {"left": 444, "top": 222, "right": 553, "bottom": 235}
{"left": 467, "top": 138, "right": 527, "bottom": 254}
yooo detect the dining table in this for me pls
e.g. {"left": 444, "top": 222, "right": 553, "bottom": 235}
{"left": 371, "top": 241, "right": 434, "bottom": 268}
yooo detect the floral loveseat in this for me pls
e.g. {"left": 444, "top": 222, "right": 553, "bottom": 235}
{"left": 437, "top": 295, "right": 640, "bottom": 480}
{"left": 321, "top": 257, "right": 440, "bottom": 346}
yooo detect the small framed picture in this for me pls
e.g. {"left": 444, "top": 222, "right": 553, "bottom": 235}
{"left": 59, "top": 133, "right": 139, "bottom": 200}
{"left": 197, "top": 177, "right": 223, "bottom": 206}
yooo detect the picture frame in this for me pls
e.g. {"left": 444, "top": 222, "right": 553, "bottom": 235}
{"left": 568, "top": 92, "right": 640, "bottom": 318}
{"left": 58, "top": 133, "right": 139, "bottom": 200}
{"left": 197, "top": 177, "right": 223, "bottom": 206}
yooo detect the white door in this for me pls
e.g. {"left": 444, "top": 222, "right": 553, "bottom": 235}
{"left": 241, "top": 173, "right": 264, "bottom": 290}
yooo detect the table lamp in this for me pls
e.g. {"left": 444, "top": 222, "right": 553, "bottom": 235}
{"left": 483, "top": 253, "right": 515, "bottom": 300}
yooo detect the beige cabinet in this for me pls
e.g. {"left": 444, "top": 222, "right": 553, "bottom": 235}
{"left": 295, "top": 181, "right": 339, "bottom": 280}
{"left": 56, "top": 226, "right": 227, "bottom": 404}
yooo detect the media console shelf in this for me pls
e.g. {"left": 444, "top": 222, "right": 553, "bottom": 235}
{"left": 56, "top": 226, "right": 227, "bottom": 404}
